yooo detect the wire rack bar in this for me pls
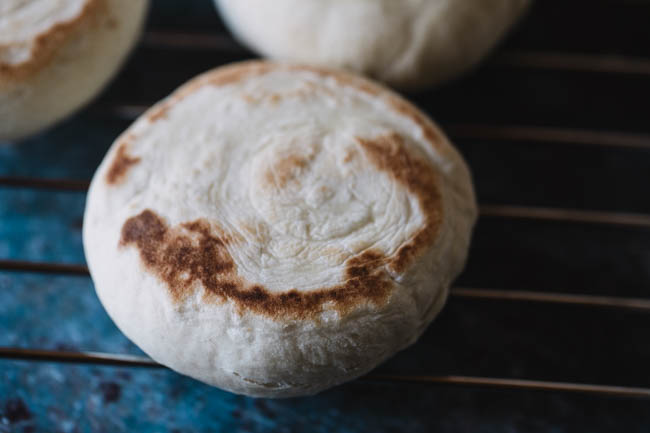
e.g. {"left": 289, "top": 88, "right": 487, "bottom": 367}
{"left": 0, "top": 260, "right": 89, "bottom": 276}
{"left": 480, "top": 205, "right": 650, "bottom": 228}
{"left": 2, "top": 347, "right": 648, "bottom": 399}
{"left": 141, "top": 31, "right": 650, "bottom": 76}
{"left": 493, "top": 50, "right": 650, "bottom": 75}
{"left": 0, "top": 348, "right": 160, "bottom": 368}
{"left": 110, "top": 104, "right": 148, "bottom": 120}
{"left": 452, "top": 288, "right": 650, "bottom": 312}
{"left": 0, "top": 176, "right": 90, "bottom": 191}
{"left": 368, "top": 374, "right": 650, "bottom": 399}
{"left": 2, "top": 259, "right": 649, "bottom": 312}
{"left": 446, "top": 124, "right": 650, "bottom": 150}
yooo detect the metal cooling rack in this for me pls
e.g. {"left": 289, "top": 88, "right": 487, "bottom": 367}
{"left": 2, "top": 1, "right": 650, "bottom": 415}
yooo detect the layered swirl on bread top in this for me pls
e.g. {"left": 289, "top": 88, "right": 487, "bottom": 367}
{"left": 84, "top": 61, "right": 477, "bottom": 397}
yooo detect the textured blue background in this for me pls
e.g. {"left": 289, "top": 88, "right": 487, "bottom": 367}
{"left": 2, "top": 1, "right": 650, "bottom": 432}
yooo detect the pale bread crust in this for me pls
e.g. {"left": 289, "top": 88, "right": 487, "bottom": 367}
{"left": 215, "top": 0, "right": 530, "bottom": 89}
{"left": 0, "top": 0, "right": 149, "bottom": 140}
{"left": 83, "top": 61, "right": 477, "bottom": 397}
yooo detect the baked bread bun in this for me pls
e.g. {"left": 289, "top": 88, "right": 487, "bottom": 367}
{"left": 83, "top": 61, "right": 477, "bottom": 397}
{"left": 0, "top": 0, "right": 149, "bottom": 141}
{"left": 214, "top": 0, "right": 530, "bottom": 89}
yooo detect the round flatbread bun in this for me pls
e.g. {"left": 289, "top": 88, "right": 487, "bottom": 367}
{"left": 214, "top": 0, "right": 530, "bottom": 89}
{"left": 83, "top": 61, "right": 477, "bottom": 397}
{"left": 0, "top": 0, "right": 149, "bottom": 141}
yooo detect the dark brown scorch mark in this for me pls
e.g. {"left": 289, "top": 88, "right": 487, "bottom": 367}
{"left": 356, "top": 132, "right": 443, "bottom": 274}
{"left": 120, "top": 210, "right": 392, "bottom": 320}
{"left": 147, "top": 101, "right": 172, "bottom": 123}
{"left": 120, "top": 210, "right": 234, "bottom": 302}
{"left": 106, "top": 143, "right": 141, "bottom": 185}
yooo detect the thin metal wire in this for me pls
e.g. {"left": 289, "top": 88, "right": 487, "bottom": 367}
{"left": 140, "top": 31, "right": 650, "bottom": 77}
{"left": 0, "top": 347, "right": 161, "bottom": 368}
{"left": 0, "top": 176, "right": 90, "bottom": 191}
{"left": 446, "top": 124, "right": 650, "bottom": 150}
{"left": 110, "top": 104, "right": 147, "bottom": 120}
{"left": 0, "top": 260, "right": 89, "bottom": 276}
{"left": 2, "top": 257, "right": 649, "bottom": 312}
{"left": 493, "top": 50, "right": 650, "bottom": 76}
{"left": 452, "top": 288, "right": 650, "bottom": 312}
{"left": 480, "top": 205, "right": 650, "bottom": 228}
{"left": 366, "top": 374, "right": 650, "bottom": 399}
{"left": 2, "top": 347, "right": 649, "bottom": 399}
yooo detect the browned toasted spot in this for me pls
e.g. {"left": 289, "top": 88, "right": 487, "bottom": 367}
{"left": 154, "top": 61, "right": 276, "bottom": 110}
{"left": 106, "top": 142, "right": 141, "bottom": 185}
{"left": 120, "top": 210, "right": 393, "bottom": 320}
{"left": 288, "top": 65, "right": 380, "bottom": 97}
{"left": 241, "top": 93, "right": 257, "bottom": 104}
{"left": 356, "top": 132, "right": 443, "bottom": 273}
{"left": 265, "top": 153, "right": 311, "bottom": 189}
{"left": 0, "top": 0, "right": 104, "bottom": 79}
{"left": 387, "top": 97, "right": 443, "bottom": 148}
{"left": 208, "top": 62, "right": 274, "bottom": 87}
{"left": 342, "top": 147, "right": 357, "bottom": 164}
{"left": 120, "top": 210, "right": 235, "bottom": 302}
{"left": 147, "top": 101, "right": 172, "bottom": 123}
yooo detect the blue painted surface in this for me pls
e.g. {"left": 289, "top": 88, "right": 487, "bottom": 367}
{"left": 0, "top": 190, "right": 86, "bottom": 263}
{"left": 0, "top": 273, "right": 132, "bottom": 352}
{"left": 2, "top": 0, "right": 650, "bottom": 431}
